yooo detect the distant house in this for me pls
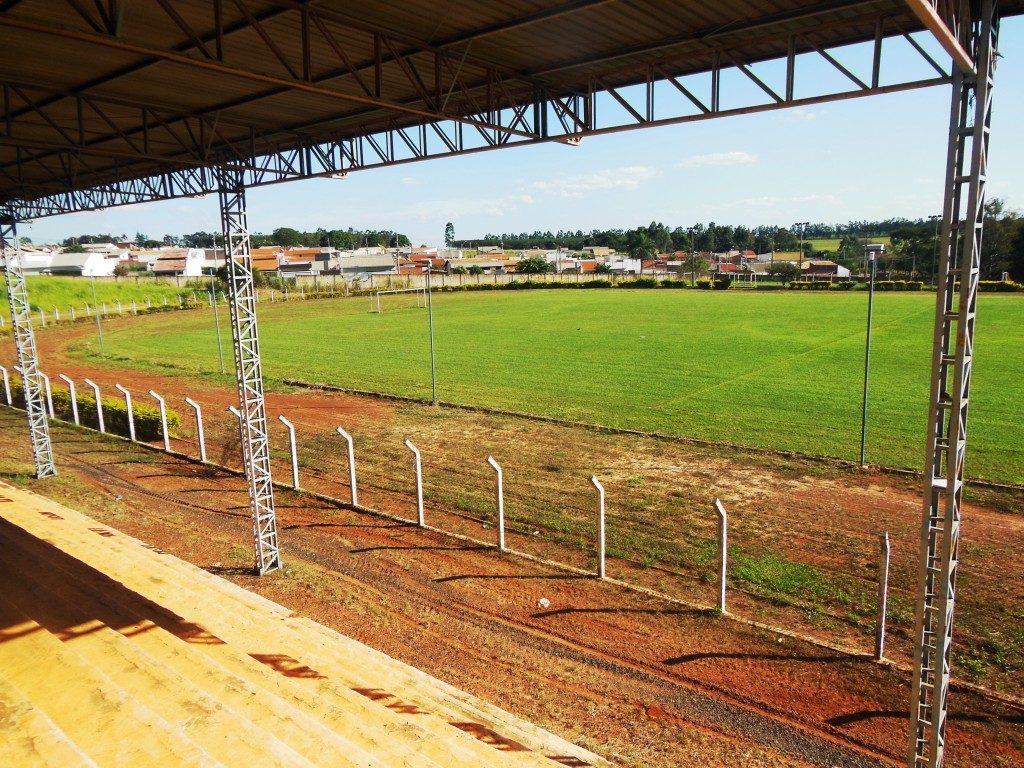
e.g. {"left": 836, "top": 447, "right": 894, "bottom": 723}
{"left": 47, "top": 251, "right": 118, "bottom": 277}
{"left": 250, "top": 246, "right": 284, "bottom": 272}
{"left": 803, "top": 260, "right": 851, "bottom": 279}
{"left": 281, "top": 247, "right": 338, "bottom": 274}
{"left": 82, "top": 242, "right": 130, "bottom": 259}
{"left": 581, "top": 246, "right": 614, "bottom": 258}
{"left": 151, "top": 248, "right": 205, "bottom": 277}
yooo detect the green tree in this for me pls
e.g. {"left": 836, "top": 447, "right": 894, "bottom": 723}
{"left": 444, "top": 222, "right": 455, "bottom": 248}
{"left": 627, "top": 230, "right": 656, "bottom": 275}
{"left": 516, "top": 256, "right": 551, "bottom": 274}
{"left": 271, "top": 227, "right": 303, "bottom": 247}
{"left": 768, "top": 262, "right": 800, "bottom": 281}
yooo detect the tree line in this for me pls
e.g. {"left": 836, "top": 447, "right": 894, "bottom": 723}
{"left": 58, "top": 227, "right": 411, "bottom": 251}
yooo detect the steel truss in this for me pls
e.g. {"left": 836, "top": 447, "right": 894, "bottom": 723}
{"left": 3, "top": 8, "right": 956, "bottom": 219}
{"left": 0, "top": 214, "right": 55, "bottom": 478}
{"left": 909, "top": 2, "right": 998, "bottom": 766}
{"left": 217, "top": 163, "right": 281, "bottom": 575}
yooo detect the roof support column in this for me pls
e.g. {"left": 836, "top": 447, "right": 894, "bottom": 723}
{"left": 909, "top": 1, "right": 998, "bottom": 766}
{"left": 0, "top": 214, "right": 56, "bottom": 479}
{"left": 217, "top": 163, "right": 281, "bottom": 575}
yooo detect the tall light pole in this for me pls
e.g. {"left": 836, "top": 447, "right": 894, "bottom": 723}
{"left": 687, "top": 226, "right": 697, "bottom": 286}
{"left": 860, "top": 252, "right": 877, "bottom": 467}
{"left": 794, "top": 222, "right": 809, "bottom": 275}
{"left": 425, "top": 265, "right": 437, "bottom": 405}
{"left": 929, "top": 214, "right": 942, "bottom": 287}
{"left": 90, "top": 275, "right": 104, "bottom": 355}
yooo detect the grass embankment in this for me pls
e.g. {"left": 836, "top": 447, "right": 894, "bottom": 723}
{"left": 73, "top": 289, "right": 1024, "bottom": 483}
{"left": 0, "top": 276, "right": 192, "bottom": 318}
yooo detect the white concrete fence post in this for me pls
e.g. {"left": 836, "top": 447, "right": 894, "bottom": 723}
{"left": 149, "top": 390, "right": 170, "bottom": 452}
{"left": 117, "top": 300, "right": 123, "bottom": 315}
{"left": 404, "top": 438, "right": 425, "bottom": 527}
{"left": 85, "top": 304, "right": 91, "bottom": 317}
{"left": 39, "top": 308, "right": 46, "bottom": 327}
{"left": 183, "top": 397, "right": 206, "bottom": 463}
{"left": 715, "top": 498, "right": 728, "bottom": 614}
{"left": 70, "top": 306, "right": 76, "bottom": 322}
{"left": 58, "top": 374, "right": 79, "bottom": 425}
{"left": 336, "top": 427, "right": 358, "bottom": 506}
{"left": 590, "top": 475, "right": 606, "bottom": 579}
{"left": 487, "top": 456, "right": 505, "bottom": 552}
{"left": 83, "top": 378, "right": 105, "bottom": 433}
{"left": 53, "top": 308, "right": 60, "bottom": 322}
{"left": 131, "top": 300, "right": 137, "bottom": 315}
{"left": 0, "top": 365, "right": 10, "bottom": 405}
{"left": 114, "top": 384, "right": 136, "bottom": 442}
{"left": 876, "top": 531, "right": 891, "bottom": 661}
{"left": 39, "top": 371, "right": 54, "bottom": 418}
{"left": 278, "top": 415, "right": 300, "bottom": 490}
{"left": 102, "top": 302, "right": 108, "bottom": 315}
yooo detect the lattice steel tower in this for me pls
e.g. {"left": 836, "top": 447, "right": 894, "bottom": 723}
{"left": 909, "top": 2, "right": 999, "bottom": 766}
{"left": 0, "top": 213, "right": 56, "bottom": 479}
{"left": 217, "top": 165, "right": 281, "bottom": 575}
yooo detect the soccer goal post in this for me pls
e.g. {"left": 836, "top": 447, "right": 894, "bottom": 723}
{"left": 371, "top": 286, "right": 428, "bottom": 313}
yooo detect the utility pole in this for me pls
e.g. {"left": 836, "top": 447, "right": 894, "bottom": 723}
{"left": 794, "top": 221, "right": 809, "bottom": 275}
{"left": 929, "top": 214, "right": 942, "bottom": 287}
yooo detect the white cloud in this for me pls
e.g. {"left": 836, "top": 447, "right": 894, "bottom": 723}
{"left": 786, "top": 108, "right": 818, "bottom": 122}
{"left": 379, "top": 192, "right": 536, "bottom": 223}
{"left": 401, "top": 176, "right": 420, "bottom": 185}
{"left": 530, "top": 165, "right": 657, "bottom": 198}
{"left": 676, "top": 151, "right": 758, "bottom": 169}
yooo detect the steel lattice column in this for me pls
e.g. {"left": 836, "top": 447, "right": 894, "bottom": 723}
{"left": 0, "top": 214, "right": 56, "bottom": 479}
{"left": 216, "top": 165, "right": 281, "bottom": 575}
{"left": 909, "top": 2, "right": 998, "bottom": 766}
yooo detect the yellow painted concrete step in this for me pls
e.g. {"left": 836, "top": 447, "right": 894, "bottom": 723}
{"left": 0, "top": 542, "right": 343, "bottom": 768}
{"left": 0, "top": 527, "right": 444, "bottom": 768}
{"left": 0, "top": 593, "right": 224, "bottom": 768}
{"left": 0, "top": 673, "right": 98, "bottom": 768}
{"left": 0, "top": 487, "right": 606, "bottom": 768}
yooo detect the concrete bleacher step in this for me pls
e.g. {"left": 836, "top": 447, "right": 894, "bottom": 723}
{"left": 0, "top": 528, "right": 451, "bottom": 768}
{"left": 2, "top": 520, "right": 536, "bottom": 768}
{"left": 0, "top": 592, "right": 224, "bottom": 768}
{"left": 0, "top": 674, "right": 98, "bottom": 768}
{"left": 0, "top": 486, "right": 604, "bottom": 767}
{"left": 0, "top": 540, "right": 391, "bottom": 768}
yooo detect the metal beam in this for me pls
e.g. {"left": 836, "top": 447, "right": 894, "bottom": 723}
{"left": 0, "top": 14, "right": 538, "bottom": 142}
{"left": 0, "top": 214, "right": 56, "bottom": 479}
{"left": 217, "top": 162, "right": 281, "bottom": 576}
{"left": 904, "top": 0, "right": 976, "bottom": 75}
{"left": 6, "top": 73, "right": 949, "bottom": 220}
{"left": 909, "top": 1, "right": 998, "bottom": 766}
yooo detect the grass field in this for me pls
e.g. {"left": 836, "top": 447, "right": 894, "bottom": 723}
{"left": 805, "top": 235, "right": 890, "bottom": 252}
{"left": 75, "top": 289, "right": 1024, "bottom": 483}
{"left": 0, "top": 276, "right": 192, "bottom": 317}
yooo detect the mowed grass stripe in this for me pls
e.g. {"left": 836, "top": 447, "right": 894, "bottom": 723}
{"left": 85, "top": 290, "right": 1024, "bottom": 483}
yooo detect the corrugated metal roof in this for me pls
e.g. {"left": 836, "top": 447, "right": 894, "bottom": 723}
{"left": 1, "top": 0, "right": 1019, "bottom": 208}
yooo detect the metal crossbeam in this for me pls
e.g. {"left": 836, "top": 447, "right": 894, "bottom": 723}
{"left": 909, "top": 1, "right": 997, "bottom": 766}
{"left": 217, "top": 163, "right": 281, "bottom": 575}
{"left": 0, "top": 214, "right": 56, "bottom": 478}
{"left": 904, "top": 0, "right": 976, "bottom": 74}
{"left": 1, "top": 2, "right": 964, "bottom": 217}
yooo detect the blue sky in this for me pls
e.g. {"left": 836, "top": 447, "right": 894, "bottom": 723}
{"left": 22, "top": 19, "right": 1024, "bottom": 247}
